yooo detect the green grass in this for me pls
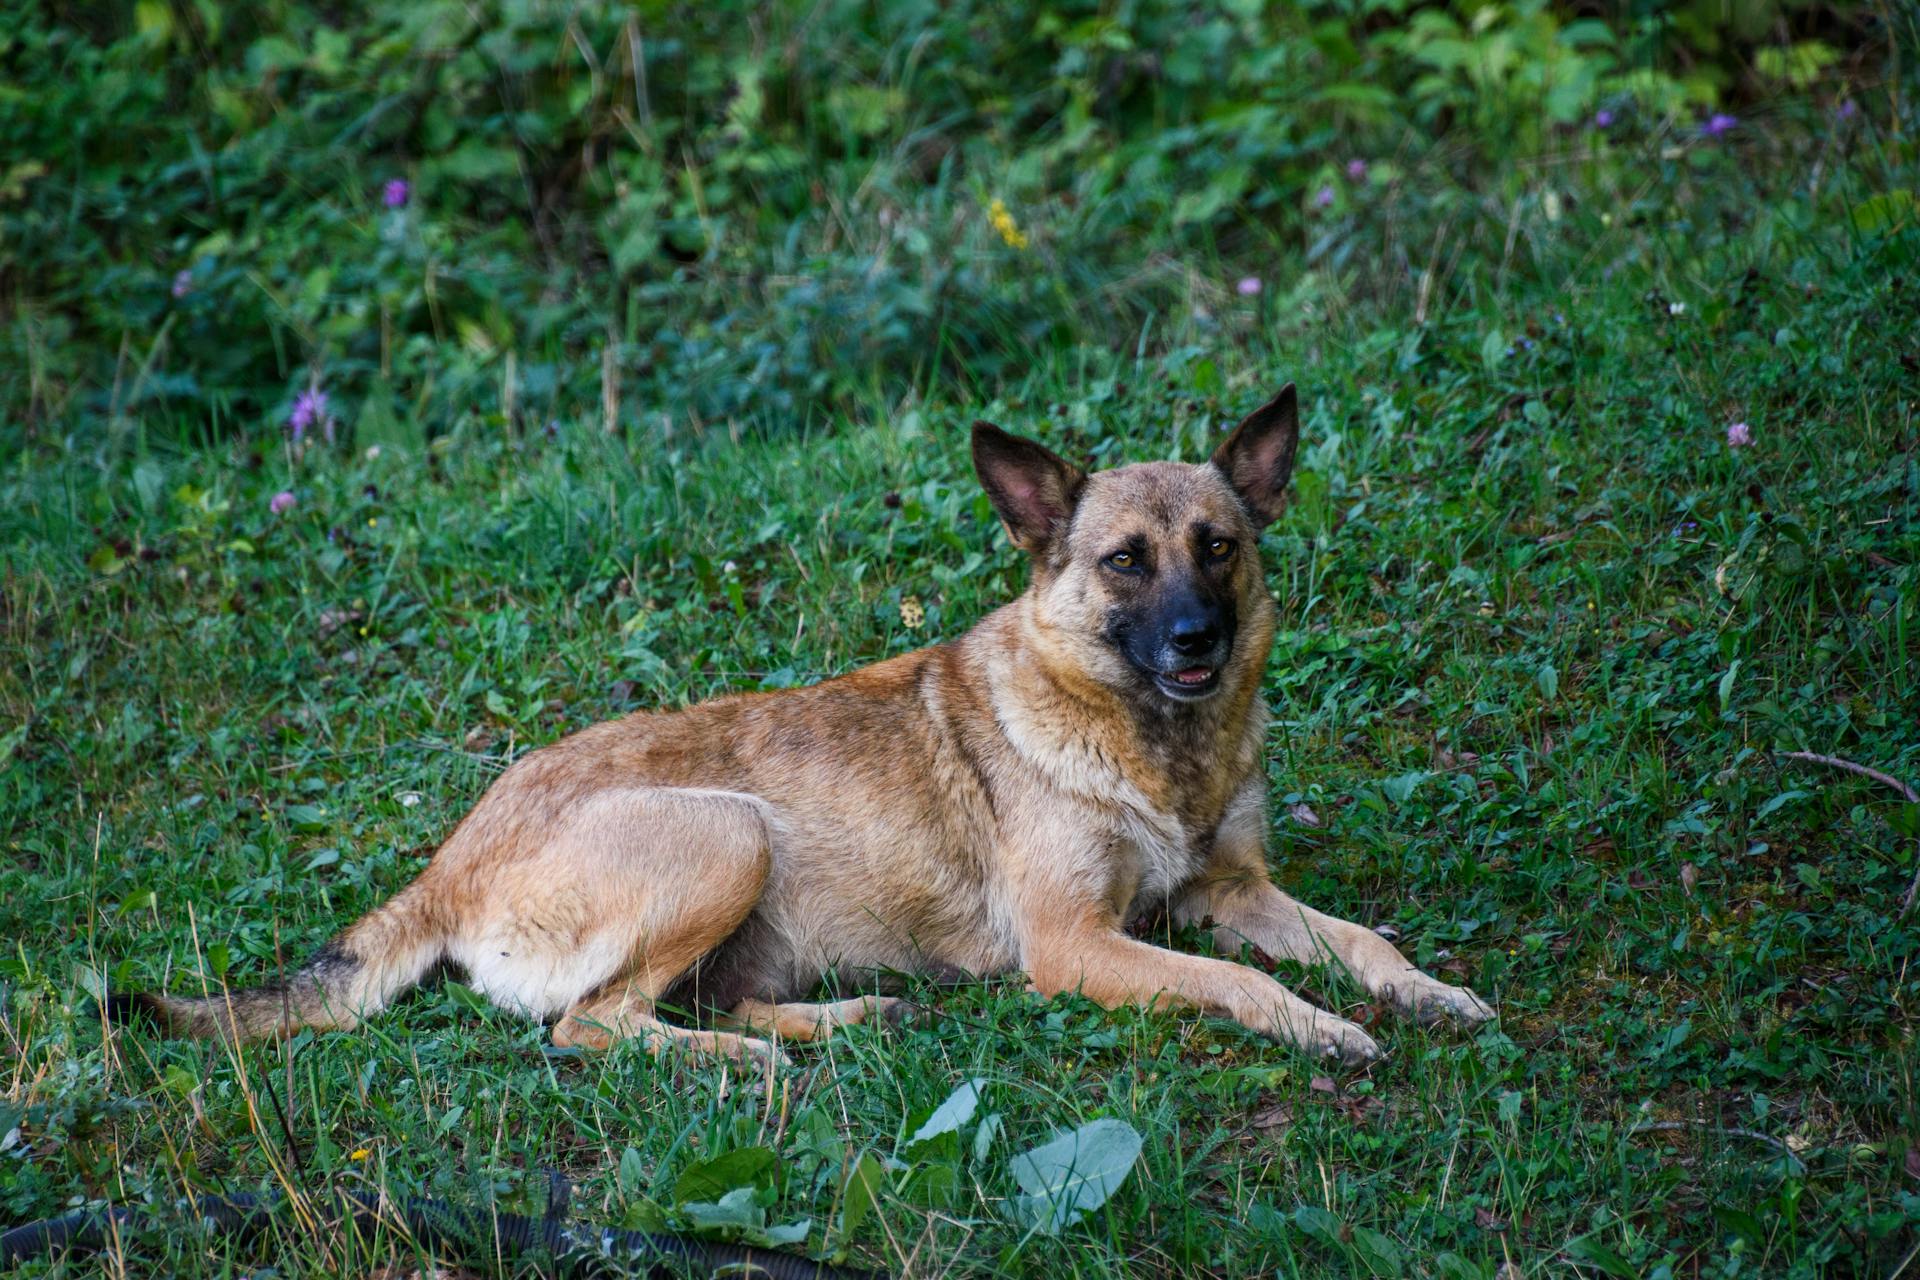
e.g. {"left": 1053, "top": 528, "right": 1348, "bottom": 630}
{"left": 5, "top": 96, "right": 1920, "bottom": 1279}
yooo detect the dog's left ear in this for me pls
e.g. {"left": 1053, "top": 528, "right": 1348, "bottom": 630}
{"left": 1210, "top": 384, "right": 1300, "bottom": 528}
{"left": 972, "top": 422, "right": 1086, "bottom": 553}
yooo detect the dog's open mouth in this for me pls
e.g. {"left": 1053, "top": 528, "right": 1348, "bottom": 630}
{"left": 1154, "top": 666, "right": 1221, "bottom": 699}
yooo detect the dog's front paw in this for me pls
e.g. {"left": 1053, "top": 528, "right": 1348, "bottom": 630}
{"left": 1393, "top": 977, "right": 1494, "bottom": 1027}
{"left": 1307, "top": 1017, "right": 1382, "bottom": 1067}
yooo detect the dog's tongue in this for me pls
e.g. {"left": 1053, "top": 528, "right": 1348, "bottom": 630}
{"left": 1172, "top": 667, "right": 1213, "bottom": 685}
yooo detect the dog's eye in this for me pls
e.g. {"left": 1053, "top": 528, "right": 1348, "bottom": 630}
{"left": 1206, "top": 538, "right": 1235, "bottom": 560}
{"left": 1105, "top": 551, "right": 1137, "bottom": 571}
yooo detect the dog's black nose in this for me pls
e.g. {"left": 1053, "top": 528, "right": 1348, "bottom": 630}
{"left": 1168, "top": 617, "right": 1219, "bottom": 656}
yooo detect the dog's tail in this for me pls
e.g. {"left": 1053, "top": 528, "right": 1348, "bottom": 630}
{"left": 106, "top": 881, "right": 449, "bottom": 1042}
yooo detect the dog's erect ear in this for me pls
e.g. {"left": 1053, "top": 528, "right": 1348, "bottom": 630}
{"left": 1210, "top": 384, "right": 1300, "bottom": 528}
{"left": 971, "top": 422, "right": 1087, "bottom": 552}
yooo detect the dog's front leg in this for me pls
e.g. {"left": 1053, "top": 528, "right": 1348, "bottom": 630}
{"left": 1020, "top": 906, "right": 1382, "bottom": 1065}
{"left": 1176, "top": 838, "right": 1494, "bottom": 1027}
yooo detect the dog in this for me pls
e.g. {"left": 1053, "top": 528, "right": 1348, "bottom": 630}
{"left": 111, "top": 385, "right": 1491, "bottom": 1065}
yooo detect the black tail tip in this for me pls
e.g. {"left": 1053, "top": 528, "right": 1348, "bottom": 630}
{"left": 100, "top": 990, "right": 161, "bottom": 1030}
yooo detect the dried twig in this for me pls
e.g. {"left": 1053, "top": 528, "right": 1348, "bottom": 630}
{"left": 1777, "top": 750, "right": 1920, "bottom": 914}
{"left": 1628, "top": 1119, "right": 1808, "bottom": 1173}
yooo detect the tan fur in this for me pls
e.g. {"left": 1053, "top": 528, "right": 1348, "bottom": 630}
{"left": 124, "top": 390, "right": 1491, "bottom": 1065}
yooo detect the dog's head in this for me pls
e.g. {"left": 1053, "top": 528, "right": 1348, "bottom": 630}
{"left": 972, "top": 385, "right": 1299, "bottom": 710}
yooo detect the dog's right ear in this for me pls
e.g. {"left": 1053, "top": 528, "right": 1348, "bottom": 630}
{"left": 971, "top": 422, "right": 1086, "bottom": 553}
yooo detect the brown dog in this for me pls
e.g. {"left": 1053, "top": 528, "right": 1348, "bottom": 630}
{"left": 114, "top": 385, "right": 1490, "bottom": 1065}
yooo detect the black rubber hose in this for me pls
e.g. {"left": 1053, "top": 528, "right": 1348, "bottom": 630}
{"left": 0, "top": 1190, "right": 884, "bottom": 1278}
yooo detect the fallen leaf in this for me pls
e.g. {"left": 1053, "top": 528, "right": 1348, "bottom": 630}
{"left": 1288, "top": 803, "right": 1322, "bottom": 827}
{"left": 1905, "top": 1147, "right": 1920, "bottom": 1179}
{"left": 1680, "top": 862, "right": 1699, "bottom": 893}
{"left": 1351, "top": 1002, "right": 1389, "bottom": 1028}
{"left": 1475, "top": 1205, "right": 1508, "bottom": 1232}
{"left": 1309, "top": 1076, "right": 1336, "bottom": 1095}
{"left": 1251, "top": 1105, "right": 1293, "bottom": 1130}
{"left": 609, "top": 679, "right": 637, "bottom": 704}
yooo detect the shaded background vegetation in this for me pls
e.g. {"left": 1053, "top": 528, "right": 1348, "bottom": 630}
{"left": 2, "top": 0, "right": 1898, "bottom": 437}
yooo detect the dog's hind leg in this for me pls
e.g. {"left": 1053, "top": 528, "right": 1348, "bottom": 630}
{"left": 470, "top": 786, "right": 780, "bottom": 1064}
{"left": 555, "top": 988, "right": 786, "bottom": 1067}
{"left": 719, "top": 995, "right": 916, "bottom": 1043}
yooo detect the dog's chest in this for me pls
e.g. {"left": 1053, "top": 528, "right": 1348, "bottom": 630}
{"left": 1115, "top": 809, "right": 1210, "bottom": 915}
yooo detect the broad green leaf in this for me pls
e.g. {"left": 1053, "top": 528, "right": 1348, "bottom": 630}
{"left": 1755, "top": 788, "right": 1808, "bottom": 821}
{"left": 973, "top": 1113, "right": 1003, "bottom": 1165}
{"left": 1480, "top": 327, "right": 1507, "bottom": 370}
{"left": 1434, "top": 1252, "right": 1491, "bottom": 1280}
{"left": 618, "top": 1146, "right": 648, "bottom": 1195}
{"left": 678, "top": 1185, "right": 763, "bottom": 1230}
{"left": 284, "top": 804, "right": 329, "bottom": 833}
{"left": 1006, "top": 1118, "right": 1142, "bottom": 1235}
{"left": 1717, "top": 658, "right": 1741, "bottom": 713}
{"left": 1852, "top": 190, "right": 1916, "bottom": 236}
{"left": 1291, "top": 1203, "right": 1345, "bottom": 1245}
{"left": 904, "top": 1078, "right": 984, "bottom": 1152}
{"left": 836, "top": 1151, "right": 884, "bottom": 1245}
{"left": 1351, "top": 1226, "right": 1405, "bottom": 1277}
{"left": 1566, "top": 1235, "right": 1642, "bottom": 1279}
{"left": 1382, "top": 770, "right": 1427, "bottom": 806}
{"left": 673, "top": 1146, "right": 778, "bottom": 1206}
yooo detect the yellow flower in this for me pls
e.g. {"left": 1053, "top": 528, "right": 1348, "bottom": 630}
{"left": 987, "top": 198, "right": 1029, "bottom": 250}
{"left": 350, "top": 1148, "right": 370, "bottom": 1161}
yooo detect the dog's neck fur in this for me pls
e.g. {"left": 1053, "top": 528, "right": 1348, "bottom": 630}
{"left": 976, "top": 591, "right": 1272, "bottom": 829}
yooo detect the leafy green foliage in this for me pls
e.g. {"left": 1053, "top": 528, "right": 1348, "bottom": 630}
{"left": 3, "top": 0, "right": 1887, "bottom": 438}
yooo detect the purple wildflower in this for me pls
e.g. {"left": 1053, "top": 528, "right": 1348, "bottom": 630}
{"left": 1700, "top": 113, "right": 1738, "bottom": 138}
{"left": 1673, "top": 520, "right": 1699, "bottom": 537}
{"left": 1346, "top": 159, "right": 1368, "bottom": 181}
{"left": 544, "top": 419, "right": 560, "bottom": 440}
{"left": 1592, "top": 109, "right": 1615, "bottom": 129}
{"left": 171, "top": 269, "right": 192, "bottom": 299}
{"left": 1726, "top": 421, "right": 1753, "bottom": 448}
{"left": 289, "top": 387, "right": 329, "bottom": 443}
{"left": 1236, "top": 276, "right": 1262, "bottom": 296}
{"left": 1835, "top": 100, "right": 1857, "bottom": 122}
{"left": 270, "top": 491, "right": 297, "bottom": 515}
{"left": 382, "top": 178, "right": 410, "bottom": 208}
{"left": 1314, "top": 185, "right": 1335, "bottom": 209}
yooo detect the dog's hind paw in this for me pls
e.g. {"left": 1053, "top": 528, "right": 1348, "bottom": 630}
{"left": 879, "top": 997, "right": 931, "bottom": 1028}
